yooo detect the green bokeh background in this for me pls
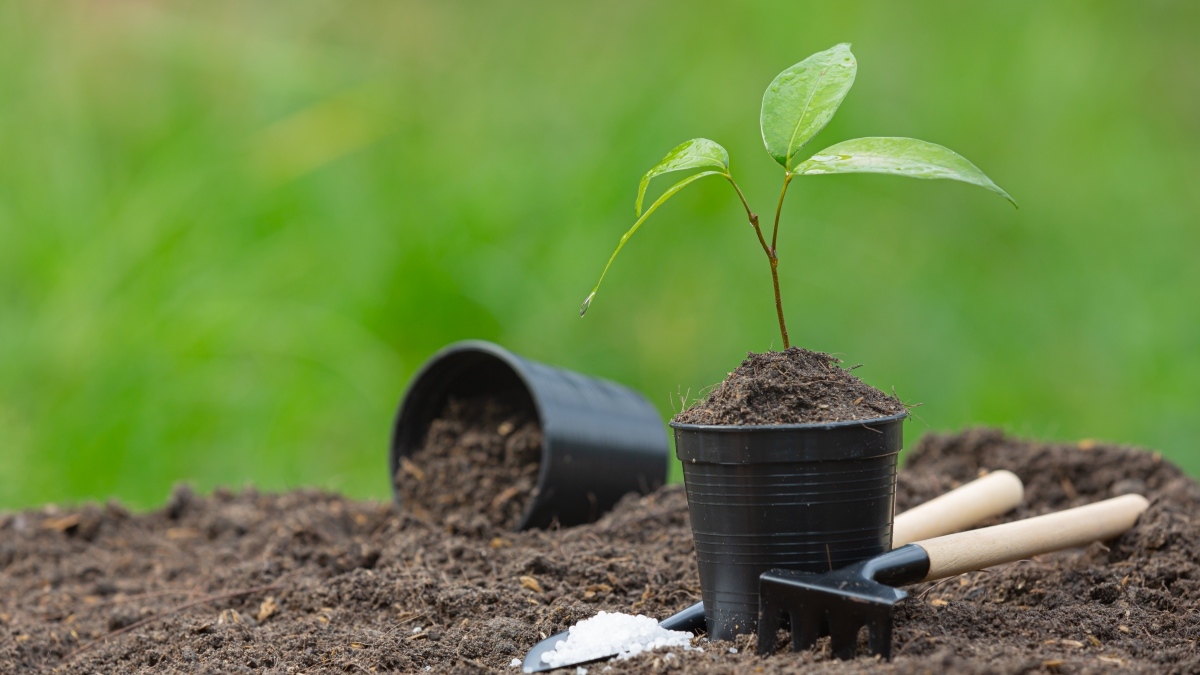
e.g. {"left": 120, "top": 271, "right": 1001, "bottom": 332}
{"left": 2, "top": 2, "right": 1197, "bottom": 510}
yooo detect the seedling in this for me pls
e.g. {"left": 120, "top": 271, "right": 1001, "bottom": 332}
{"left": 580, "top": 44, "right": 1015, "bottom": 348}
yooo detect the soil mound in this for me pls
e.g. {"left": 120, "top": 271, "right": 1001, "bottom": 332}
{"left": 2, "top": 429, "right": 1197, "bottom": 673}
{"left": 396, "top": 393, "right": 542, "bottom": 532}
{"left": 890, "top": 429, "right": 1200, "bottom": 674}
{"left": 673, "top": 347, "right": 906, "bottom": 425}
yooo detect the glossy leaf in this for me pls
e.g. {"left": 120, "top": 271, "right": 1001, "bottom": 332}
{"left": 582, "top": 170, "right": 726, "bottom": 316}
{"left": 635, "top": 139, "right": 729, "bottom": 216}
{"left": 794, "top": 137, "right": 1016, "bottom": 206}
{"left": 760, "top": 43, "right": 857, "bottom": 168}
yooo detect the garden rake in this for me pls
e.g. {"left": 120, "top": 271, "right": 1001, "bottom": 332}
{"left": 757, "top": 493, "right": 1149, "bottom": 660}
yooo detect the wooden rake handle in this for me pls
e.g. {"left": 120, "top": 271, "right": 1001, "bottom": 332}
{"left": 915, "top": 494, "right": 1149, "bottom": 581}
{"left": 892, "top": 470, "right": 1024, "bottom": 547}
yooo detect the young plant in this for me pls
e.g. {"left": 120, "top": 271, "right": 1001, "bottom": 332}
{"left": 580, "top": 43, "right": 1015, "bottom": 348}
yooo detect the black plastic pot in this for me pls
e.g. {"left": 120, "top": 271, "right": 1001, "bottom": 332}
{"left": 670, "top": 412, "right": 907, "bottom": 641}
{"left": 391, "top": 340, "right": 669, "bottom": 530}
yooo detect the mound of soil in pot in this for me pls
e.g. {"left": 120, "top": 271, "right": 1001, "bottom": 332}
{"left": 673, "top": 347, "right": 906, "bottom": 425}
{"left": 2, "top": 429, "right": 1198, "bottom": 673}
{"left": 396, "top": 393, "right": 542, "bottom": 532}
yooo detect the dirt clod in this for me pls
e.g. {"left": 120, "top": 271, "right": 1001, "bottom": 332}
{"left": 1, "top": 429, "right": 1198, "bottom": 673}
{"left": 255, "top": 597, "right": 277, "bottom": 623}
{"left": 673, "top": 347, "right": 907, "bottom": 425}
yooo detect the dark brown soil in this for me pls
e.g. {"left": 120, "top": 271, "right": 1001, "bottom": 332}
{"left": 396, "top": 393, "right": 542, "bottom": 532}
{"left": 673, "top": 347, "right": 907, "bottom": 425}
{"left": 2, "top": 429, "right": 1198, "bottom": 674}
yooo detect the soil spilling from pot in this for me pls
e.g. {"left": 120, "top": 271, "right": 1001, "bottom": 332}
{"left": 3, "top": 429, "right": 1198, "bottom": 673}
{"left": 673, "top": 347, "right": 906, "bottom": 425}
{"left": 396, "top": 393, "right": 542, "bottom": 533}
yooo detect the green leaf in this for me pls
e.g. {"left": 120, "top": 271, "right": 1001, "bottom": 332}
{"left": 794, "top": 137, "right": 1017, "bottom": 206}
{"left": 635, "top": 139, "right": 729, "bottom": 216}
{"left": 760, "top": 43, "right": 857, "bottom": 169}
{"left": 582, "top": 170, "right": 725, "bottom": 316}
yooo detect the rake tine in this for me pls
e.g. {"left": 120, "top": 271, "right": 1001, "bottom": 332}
{"left": 790, "top": 608, "right": 823, "bottom": 652}
{"left": 756, "top": 595, "right": 784, "bottom": 655}
{"left": 828, "top": 614, "right": 861, "bottom": 660}
{"left": 867, "top": 610, "right": 894, "bottom": 660}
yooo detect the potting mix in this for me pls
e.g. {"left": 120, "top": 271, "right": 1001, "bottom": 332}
{"left": 3, "top": 428, "right": 1197, "bottom": 673}
{"left": 397, "top": 392, "right": 542, "bottom": 532}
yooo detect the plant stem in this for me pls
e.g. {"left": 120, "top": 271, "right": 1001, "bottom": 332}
{"left": 771, "top": 172, "right": 793, "bottom": 252}
{"left": 769, "top": 172, "right": 794, "bottom": 348}
{"left": 727, "top": 174, "right": 791, "bottom": 349}
{"left": 769, "top": 254, "right": 789, "bottom": 349}
{"left": 725, "top": 175, "right": 770, "bottom": 256}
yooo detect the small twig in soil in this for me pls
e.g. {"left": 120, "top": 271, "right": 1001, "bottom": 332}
{"left": 904, "top": 405, "right": 931, "bottom": 429}
{"left": 895, "top": 632, "right": 934, "bottom": 656}
{"left": 665, "top": 589, "right": 699, "bottom": 603}
{"left": 369, "top": 511, "right": 400, "bottom": 539}
{"left": 61, "top": 582, "right": 283, "bottom": 662}
{"left": 44, "top": 586, "right": 203, "bottom": 619}
{"left": 916, "top": 572, "right": 980, "bottom": 601}
{"left": 382, "top": 613, "right": 426, "bottom": 639}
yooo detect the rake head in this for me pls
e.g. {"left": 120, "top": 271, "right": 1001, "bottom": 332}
{"left": 757, "top": 496, "right": 1152, "bottom": 660}
{"left": 756, "top": 544, "right": 930, "bottom": 660}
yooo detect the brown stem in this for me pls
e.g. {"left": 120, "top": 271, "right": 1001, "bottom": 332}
{"left": 769, "top": 173, "right": 794, "bottom": 348}
{"left": 727, "top": 174, "right": 791, "bottom": 349}
{"left": 769, "top": 253, "right": 790, "bottom": 349}
{"left": 725, "top": 175, "right": 770, "bottom": 256}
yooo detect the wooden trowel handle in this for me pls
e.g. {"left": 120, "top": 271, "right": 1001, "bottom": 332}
{"left": 915, "top": 494, "right": 1149, "bottom": 581}
{"left": 892, "top": 470, "right": 1024, "bottom": 547}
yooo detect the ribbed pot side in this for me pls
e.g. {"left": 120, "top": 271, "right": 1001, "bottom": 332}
{"left": 671, "top": 412, "right": 906, "bottom": 641}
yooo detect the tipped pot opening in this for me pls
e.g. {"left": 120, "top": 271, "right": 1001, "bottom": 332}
{"left": 391, "top": 340, "right": 669, "bottom": 530}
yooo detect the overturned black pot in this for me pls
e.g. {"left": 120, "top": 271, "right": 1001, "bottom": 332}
{"left": 391, "top": 340, "right": 669, "bottom": 530}
{"left": 670, "top": 412, "right": 907, "bottom": 641}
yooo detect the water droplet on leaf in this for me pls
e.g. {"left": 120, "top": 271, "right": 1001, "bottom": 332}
{"left": 579, "top": 292, "right": 595, "bottom": 317}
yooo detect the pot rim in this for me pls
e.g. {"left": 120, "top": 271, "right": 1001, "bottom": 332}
{"left": 669, "top": 410, "right": 908, "bottom": 432}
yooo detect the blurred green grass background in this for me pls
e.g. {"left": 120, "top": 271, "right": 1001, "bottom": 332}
{"left": 1, "top": 2, "right": 1197, "bottom": 510}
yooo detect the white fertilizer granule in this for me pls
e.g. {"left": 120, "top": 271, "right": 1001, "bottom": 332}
{"left": 534, "top": 611, "right": 695, "bottom": 669}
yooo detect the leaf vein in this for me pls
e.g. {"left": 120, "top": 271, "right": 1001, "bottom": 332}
{"left": 785, "top": 64, "right": 829, "bottom": 166}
